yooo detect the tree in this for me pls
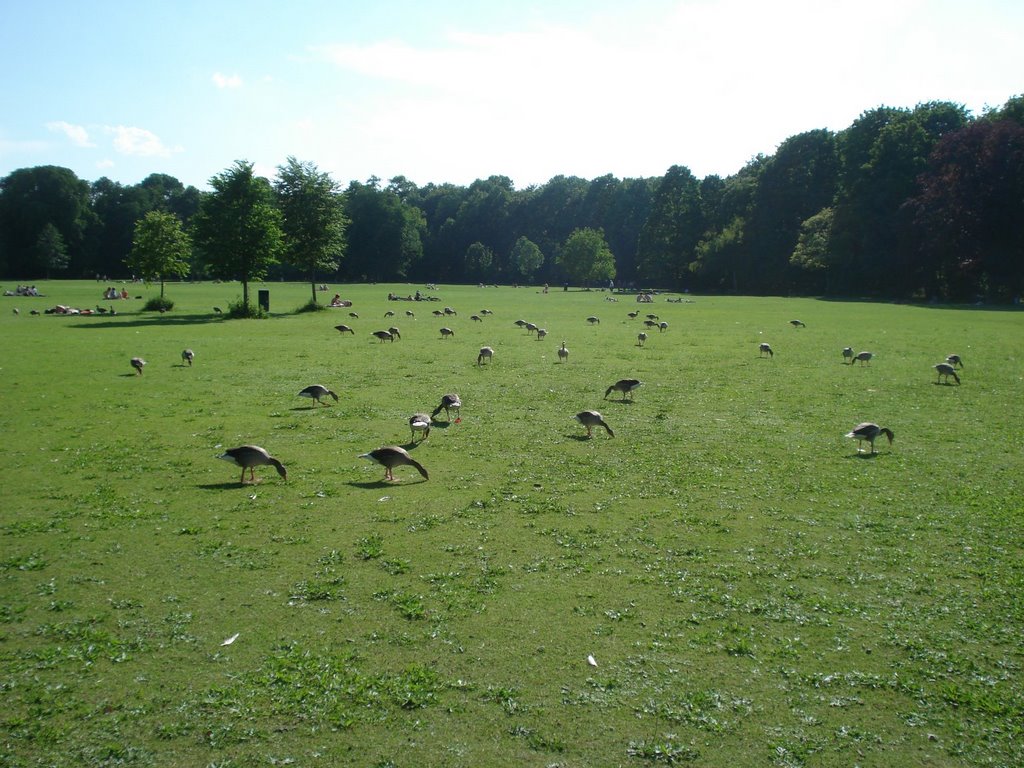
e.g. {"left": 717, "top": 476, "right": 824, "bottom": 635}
{"left": 342, "top": 179, "right": 424, "bottom": 282}
{"left": 127, "top": 211, "right": 191, "bottom": 299}
{"left": 274, "top": 157, "right": 348, "bottom": 305}
{"left": 558, "top": 228, "right": 616, "bottom": 286}
{"left": 464, "top": 241, "right": 494, "bottom": 281}
{"left": 36, "top": 223, "right": 69, "bottom": 278}
{"left": 636, "top": 165, "right": 704, "bottom": 288}
{"left": 192, "top": 161, "right": 283, "bottom": 313}
{"left": 509, "top": 236, "right": 544, "bottom": 281}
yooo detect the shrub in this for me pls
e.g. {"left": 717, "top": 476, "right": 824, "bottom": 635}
{"left": 143, "top": 296, "right": 174, "bottom": 312}
{"left": 226, "top": 298, "right": 266, "bottom": 319}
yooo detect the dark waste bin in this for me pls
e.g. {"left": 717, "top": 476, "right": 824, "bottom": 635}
{"left": 258, "top": 289, "right": 269, "bottom": 312}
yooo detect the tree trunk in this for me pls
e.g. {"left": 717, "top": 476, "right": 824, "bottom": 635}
{"left": 310, "top": 274, "right": 317, "bottom": 306}
{"left": 160, "top": 278, "right": 165, "bottom": 298}
{"left": 242, "top": 280, "right": 249, "bottom": 309}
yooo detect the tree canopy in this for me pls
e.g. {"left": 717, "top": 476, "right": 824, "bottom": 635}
{"left": 127, "top": 210, "right": 192, "bottom": 298}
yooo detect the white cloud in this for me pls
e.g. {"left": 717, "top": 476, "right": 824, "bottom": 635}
{"left": 46, "top": 121, "right": 94, "bottom": 147}
{"left": 212, "top": 72, "right": 243, "bottom": 89}
{"left": 107, "top": 125, "right": 179, "bottom": 157}
{"left": 96, "top": 158, "right": 115, "bottom": 169}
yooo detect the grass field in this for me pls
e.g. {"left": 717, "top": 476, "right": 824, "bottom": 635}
{"left": 1, "top": 280, "right": 1022, "bottom": 767}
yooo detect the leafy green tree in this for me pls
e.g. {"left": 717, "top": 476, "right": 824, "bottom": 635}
{"left": 192, "top": 161, "right": 283, "bottom": 312}
{"left": 690, "top": 215, "right": 746, "bottom": 291}
{"left": 464, "top": 241, "right": 494, "bottom": 281}
{"left": 509, "top": 235, "right": 544, "bottom": 281}
{"left": 36, "top": 223, "right": 69, "bottom": 278}
{"left": 342, "top": 178, "right": 424, "bottom": 281}
{"left": 127, "top": 211, "right": 191, "bottom": 298}
{"left": 636, "top": 165, "right": 704, "bottom": 288}
{"left": 789, "top": 207, "right": 835, "bottom": 292}
{"left": 274, "top": 157, "right": 348, "bottom": 305}
{"left": 558, "top": 228, "right": 616, "bottom": 286}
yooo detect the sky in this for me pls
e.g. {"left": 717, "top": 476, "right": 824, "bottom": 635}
{"left": 1, "top": 0, "right": 1021, "bottom": 191}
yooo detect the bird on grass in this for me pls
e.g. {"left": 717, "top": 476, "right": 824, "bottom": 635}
{"left": 845, "top": 423, "right": 894, "bottom": 454}
{"left": 605, "top": 379, "right": 643, "bottom": 401}
{"left": 440, "top": 327, "right": 455, "bottom": 339}
{"left": 372, "top": 330, "right": 394, "bottom": 343}
{"left": 409, "top": 413, "right": 432, "bottom": 441}
{"left": 536, "top": 328, "right": 547, "bottom": 340}
{"left": 387, "top": 326, "right": 401, "bottom": 339}
{"left": 557, "top": 342, "right": 569, "bottom": 362}
{"left": 646, "top": 314, "right": 659, "bottom": 321}
{"left": 298, "top": 384, "right": 339, "bottom": 406}
{"left": 790, "top": 319, "right": 806, "bottom": 328}
{"left": 854, "top": 351, "right": 873, "bottom": 366}
{"left": 586, "top": 316, "right": 600, "bottom": 325}
{"left": 219, "top": 445, "right": 287, "bottom": 484}
{"left": 934, "top": 362, "right": 961, "bottom": 385}
{"left": 384, "top": 310, "right": 395, "bottom": 318}
{"left": 12, "top": 308, "right": 19, "bottom": 316}
{"left": 627, "top": 310, "right": 639, "bottom": 319}
{"left": 182, "top": 349, "right": 195, "bottom": 366}
{"left": 349, "top": 312, "right": 359, "bottom": 318}
{"left": 334, "top": 324, "right": 355, "bottom": 334}
{"left": 478, "top": 346, "right": 494, "bottom": 365}
{"left": 130, "top": 357, "right": 146, "bottom": 375}
{"left": 575, "top": 410, "right": 615, "bottom": 438}
{"left": 759, "top": 343, "right": 773, "bottom": 358}
{"left": 360, "top": 446, "right": 429, "bottom": 482}
{"left": 659, "top": 321, "right": 668, "bottom": 332}
{"left": 213, "top": 307, "right": 223, "bottom": 314}
{"left": 842, "top": 347, "right": 854, "bottom": 363}
{"left": 946, "top": 354, "right": 964, "bottom": 368}
{"left": 471, "top": 314, "right": 483, "bottom": 322}
{"left": 644, "top": 319, "right": 659, "bottom": 329}
{"left": 481, "top": 309, "right": 493, "bottom": 315}
{"left": 637, "top": 332, "right": 647, "bottom": 347}
{"left": 405, "top": 310, "right": 415, "bottom": 318}
{"left": 431, "top": 393, "right": 461, "bottom": 421}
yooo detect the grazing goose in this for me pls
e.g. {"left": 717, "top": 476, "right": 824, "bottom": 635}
{"left": 431, "top": 393, "right": 461, "bottom": 421}
{"left": 644, "top": 319, "right": 659, "bottom": 328}
{"left": 514, "top": 319, "right": 527, "bottom": 328}
{"left": 349, "top": 312, "right": 359, "bottom": 318}
{"left": 471, "top": 314, "right": 483, "bottom": 322}
{"left": 637, "top": 332, "right": 648, "bottom": 347}
{"left": 536, "top": 328, "right": 547, "bottom": 340}
{"left": 627, "top": 310, "right": 639, "bottom": 319}
{"left": 444, "top": 307, "right": 457, "bottom": 316}
{"left": 557, "top": 342, "right": 569, "bottom": 362}
{"left": 130, "top": 357, "right": 146, "bottom": 375}
{"left": 480, "top": 309, "right": 493, "bottom": 315}
{"left": 934, "top": 362, "right": 961, "bottom": 384}
{"left": 790, "top": 319, "right": 806, "bottom": 328}
{"left": 575, "top": 410, "right": 615, "bottom": 438}
{"left": 12, "top": 308, "right": 19, "bottom": 315}
{"left": 845, "top": 423, "right": 894, "bottom": 454}
{"left": 405, "top": 310, "right": 415, "bottom": 318}
{"left": 298, "top": 384, "right": 339, "bottom": 406}
{"left": 334, "top": 324, "right": 355, "bottom": 334}
{"left": 360, "top": 446, "right": 429, "bottom": 482}
{"left": 387, "top": 326, "right": 401, "bottom": 339}
{"left": 946, "top": 354, "right": 964, "bottom": 369}
{"left": 842, "top": 346, "right": 854, "bottom": 363}
{"left": 759, "top": 343, "right": 773, "bottom": 358}
{"left": 659, "top": 321, "right": 668, "bottom": 332}
{"left": 439, "top": 327, "right": 455, "bottom": 339}
{"left": 586, "top": 316, "right": 600, "bottom": 324}
{"left": 219, "top": 445, "right": 287, "bottom": 484}
{"left": 384, "top": 310, "right": 395, "bottom": 318}
{"left": 477, "top": 346, "right": 494, "bottom": 365}
{"left": 605, "top": 379, "right": 642, "bottom": 401}
{"left": 409, "top": 413, "right": 432, "bottom": 441}
{"left": 525, "top": 322, "right": 538, "bottom": 334}
{"left": 433, "top": 309, "right": 445, "bottom": 317}
{"left": 645, "top": 314, "right": 659, "bottom": 321}
{"left": 854, "top": 351, "right": 873, "bottom": 366}
{"left": 372, "top": 330, "right": 394, "bottom": 342}
{"left": 213, "top": 306, "right": 223, "bottom": 314}
{"left": 181, "top": 349, "right": 195, "bottom": 366}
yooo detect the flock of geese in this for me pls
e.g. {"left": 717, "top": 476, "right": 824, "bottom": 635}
{"left": 122, "top": 304, "right": 968, "bottom": 483}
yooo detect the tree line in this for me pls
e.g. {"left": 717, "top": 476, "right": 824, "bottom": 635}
{"left": 1, "top": 95, "right": 1021, "bottom": 303}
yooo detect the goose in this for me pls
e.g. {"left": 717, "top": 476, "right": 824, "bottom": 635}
{"left": 627, "top": 310, "right": 639, "bottom": 319}
{"left": 536, "top": 328, "right": 547, "bottom": 340}
{"left": 298, "top": 384, "right": 338, "bottom": 406}
{"left": 575, "top": 410, "right": 614, "bottom": 438}
{"left": 444, "top": 307, "right": 457, "bottom": 316}
{"left": 12, "top": 308, "right": 18, "bottom": 316}
{"left": 409, "top": 413, "right": 432, "bottom": 441}
{"left": 658, "top": 321, "right": 668, "bottom": 332}
{"left": 645, "top": 314, "right": 659, "bottom": 321}
{"left": 586, "top": 316, "right": 600, "bottom": 325}
{"left": 514, "top": 319, "right": 527, "bottom": 328}
{"left": 96, "top": 305, "right": 108, "bottom": 314}
{"left": 471, "top": 315, "right": 483, "bottom": 322}
{"left": 405, "top": 310, "right": 416, "bottom": 318}
{"left": 845, "top": 423, "right": 894, "bottom": 454}
{"left": 605, "top": 379, "right": 642, "bottom": 401}
{"left": 360, "top": 446, "right": 429, "bottom": 482}
{"left": 480, "top": 309, "right": 493, "bottom": 315}
{"left": 439, "top": 327, "right": 455, "bottom": 339}
{"left": 557, "top": 342, "right": 569, "bottom": 362}
{"left": 219, "top": 445, "right": 287, "bottom": 484}
{"left": 181, "top": 349, "right": 195, "bottom": 366}
{"left": 372, "top": 330, "right": 394, "bottom": 342}
{"left": 213, "top": 306, "right": 223, "bottom": 314}
{"left": 759, "top": 343, "right": 773, "bottom": 358}
{"left": 854, "top": 351, "right": 873, "bottom": 366}
{"left": 790, "top": 319, "right": 806, "bottom": 328}
{"left": 644, "top": 319, "right": 659, "bottom": 328}
{"left": 637, "top": 332, "right": 647, "bottom": 347}
{"left": 384, "top": 310, "right": 395, "bottom": 318}
{"left": 334, "top": 324, "right": 355, "bottom": 334}
{"left": 432, "top": 309, "right": 445, "bottom": 317}
{"left": 934, "top": 362, "right": 961, "bottom": 385}
{"left": 431, "top": 393, "right": 461, "bottom": 420}
{"left": 349, "top": 312, "right": 359, "bottom": 318}
{"left": 525, "top": 322, "right": 538, "bottom": 334}
{"left": 387, "top": 326, "right": 401, "bottom": 340}
{"left": 842, "top": 347, "right": 854, "bottom": 363}
{"left": 130, "top": 357, "right": 146, "bottom": 375}
{"left": 477, "top": 346, "right": 494, "bottom": 365}
{"left": 946, "top": 354, "right": 964, "bottom": 369}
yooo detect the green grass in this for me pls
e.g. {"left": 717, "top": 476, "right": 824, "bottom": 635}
{"left": 1, "top": 280, "right": 1022, "bottom": 767}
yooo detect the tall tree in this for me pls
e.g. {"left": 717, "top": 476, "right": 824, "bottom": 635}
{"left": 36, "top": 223, "right": 69, "bottom": 278}
{"left": 636, "top": 165, "right": 704, "bottom": 288}
{"left": 558, "top": 228, "right": 616, "bottom": 286}
{"left": 342, "top": 178, "right": 424, "bottom": 281}
{"left": 509, "top": 235, "right": 545, "bottom": 282}
{"left": 127, "top": 211, "right": 192, "bottom": 298}
{"left": 274, "top": 157, "right": 348, "bottom": 305}
{"left": 192, "top": 161, "right": 282, "bottom": 312}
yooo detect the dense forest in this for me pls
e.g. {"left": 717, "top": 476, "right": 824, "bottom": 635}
{"left": 1, "top": 97, "right": 1022, "bottom": 302}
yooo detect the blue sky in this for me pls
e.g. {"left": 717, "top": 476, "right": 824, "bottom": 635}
{"left": 1, "top": 0, "right": 1021, "bottom": 190}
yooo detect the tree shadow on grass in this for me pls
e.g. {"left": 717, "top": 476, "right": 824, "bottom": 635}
{"left": 69, "top": 313, "right": 226, "bottom": 329}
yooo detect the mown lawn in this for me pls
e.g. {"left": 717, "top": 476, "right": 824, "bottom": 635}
{"left": 1, "top": 280, "right": 1022, "bottom": 767}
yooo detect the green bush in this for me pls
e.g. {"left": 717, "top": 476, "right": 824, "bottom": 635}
{"left": 143, "top": 296, "right": 174, "bottom": 312}
{"left": 226, "top": 298, "right": 266, "bottom": 318}
{"left": 296, "top": 299, "right": 327, "bottom": 314}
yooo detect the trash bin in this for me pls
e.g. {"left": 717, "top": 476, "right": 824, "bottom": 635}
{"left": 258, "top": 289, "right": 269, "bottom": 312}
